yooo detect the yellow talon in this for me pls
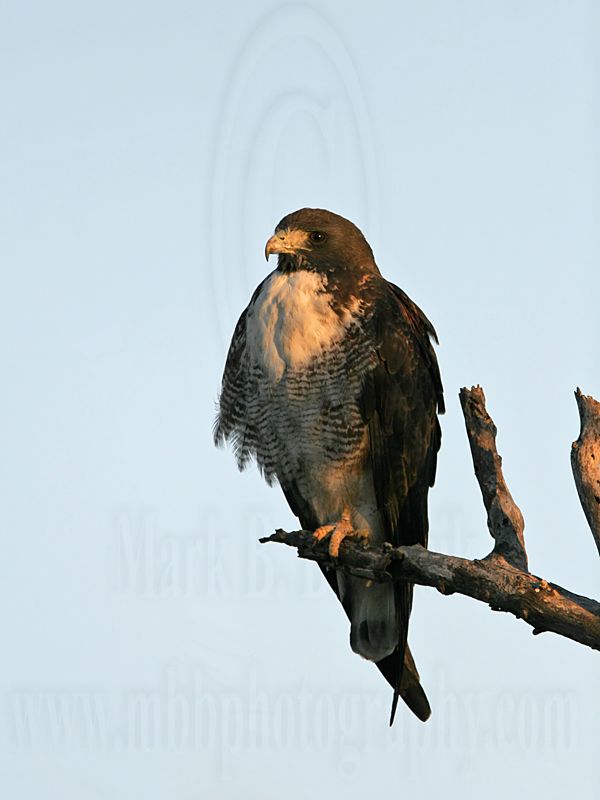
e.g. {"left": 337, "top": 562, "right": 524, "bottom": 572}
{"left": 313, "top": 524, "right": 336, "bottom": 542}
{"left": 312, "top": 509, "right": 369, "bottom": 558}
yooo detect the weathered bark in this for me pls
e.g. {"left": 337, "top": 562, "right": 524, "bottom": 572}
{"left": 571, "top": 388, "right": 600, "bottom": 556}
{"left": 260, "top": 529, "right": 600, "bottom": 651}
{"left": 459, "top": 386, "right": 527, "bottom": 570}
{"left": 259, "top": 386, "right": 600, "bottom": 653}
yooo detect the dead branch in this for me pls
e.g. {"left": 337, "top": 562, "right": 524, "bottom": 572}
{"left": 458, "top": 386, "right": 527, "bottom": 570}
{"left": 571, "top": 388, "right": 600, "bottom": 556}
{"left": 260, "top": 529, "right": 600, "bottom": 650}
{"left": 260, "top": 386, "right": 600, "bottom": 652}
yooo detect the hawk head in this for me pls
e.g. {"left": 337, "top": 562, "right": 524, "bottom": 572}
{"left": 265, "top": 208, "right": 378, "bottom": 276}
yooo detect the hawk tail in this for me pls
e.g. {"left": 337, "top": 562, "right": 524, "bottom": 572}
{"left": 378, "top": 643, "right": 431, "bottom": 724}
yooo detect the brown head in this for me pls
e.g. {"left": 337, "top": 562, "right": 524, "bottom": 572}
{"left": 265, "top": 208, "right": 379, "bottom": 277}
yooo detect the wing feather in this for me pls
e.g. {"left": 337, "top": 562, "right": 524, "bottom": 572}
{"left": 214, "top": 276, "right": 270, "bottom": 470}
{"left": 360, "top": 280, "right": 444, "bottom": 722}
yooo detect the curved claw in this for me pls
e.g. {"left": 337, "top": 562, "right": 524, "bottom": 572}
{"left": 313, "top": 524, "right": 336, "bottom": 543}
{"left": 312, "top": 515, "right": 369, "bottom": 558}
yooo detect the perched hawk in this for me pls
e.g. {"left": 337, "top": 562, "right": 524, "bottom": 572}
{"left": 214, "top": 208, "right": 444, "bottom": 723}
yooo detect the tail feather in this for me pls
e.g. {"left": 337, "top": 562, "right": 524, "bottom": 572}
{"left": 378, "top": 643, "right": 431, "bottom": 723}
{"left": 340, "top": 575, "right": 399, "bottom": 662}
{"left": 315, "top": 564, "right": 430, "bottom": 723}
{"left": 399, "top": 674, "right": 431, "bottom": 723}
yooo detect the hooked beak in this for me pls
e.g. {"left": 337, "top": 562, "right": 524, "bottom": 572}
{"left": 264, "top": 229, "right": 309, "bottom": 261}
{"left": 264, "top": 234, "right": 282, "bottom": 261}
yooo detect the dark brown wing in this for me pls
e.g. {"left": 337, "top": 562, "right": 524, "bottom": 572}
{"left": 360, "top": 280, "right": 444, "bottom": 723}
{"left": 362, "top": 280, "right": 444, "bottom": 549}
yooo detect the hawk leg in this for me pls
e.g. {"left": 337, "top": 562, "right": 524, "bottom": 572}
{"left": 313, "top": 508, "right": 369, "bottom": 558}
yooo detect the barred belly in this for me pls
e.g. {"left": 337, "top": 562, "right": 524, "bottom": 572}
{"left": 253, "top": 353, "right": 396, "bottom": 663}
{"left": 228, "top": 268, "right": 399, "bottom": 662}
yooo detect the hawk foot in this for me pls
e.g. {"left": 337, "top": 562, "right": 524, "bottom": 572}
{"left": 313, "top": 513, "right": 369, "bottom": 558}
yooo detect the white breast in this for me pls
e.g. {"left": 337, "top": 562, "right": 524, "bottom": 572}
{"left": 246, "top": 270, "right": 356, "bottom": 381}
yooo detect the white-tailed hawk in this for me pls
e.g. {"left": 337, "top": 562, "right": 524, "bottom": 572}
{"left": 214, "top": 208, "right": 444, "bottom": 723}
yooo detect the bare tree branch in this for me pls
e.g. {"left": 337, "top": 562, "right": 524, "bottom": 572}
{"left": 571, "top": 388, "right": 600, "bottom": 556}
{"left": 259, "top": 385, "right": 600, "bottom": 653}
{"left": 459, "top": 386, "right": 527, "bottom": 570}
{"left": 260, "top": 529, "right": 600, "bottom": 650}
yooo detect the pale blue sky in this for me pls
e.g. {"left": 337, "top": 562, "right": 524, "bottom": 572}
{"left": 1, "top": 2, "right": 598, "bottom": 798}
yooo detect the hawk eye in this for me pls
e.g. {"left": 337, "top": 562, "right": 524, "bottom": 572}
{"left": 309, "top": 231, "right": 327, "bottom": 244}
